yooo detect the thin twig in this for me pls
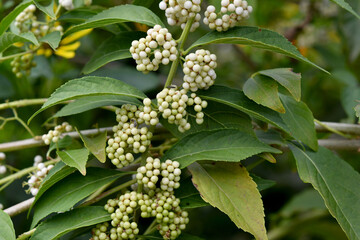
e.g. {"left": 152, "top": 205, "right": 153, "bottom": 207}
{"left": 0, "top": 99, "right": 47, "bottom": 111}
{"left": 4, "top": 197, "right": 35, "bottom": 217}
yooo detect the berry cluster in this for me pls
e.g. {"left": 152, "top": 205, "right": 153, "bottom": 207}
{"left": 42, "top": 122, "right": 73, "bottom": 145}
{"left": 10, "top": 54, "right": 36, "bottom": 78}
{"left": 59, "top": 0, "right": 75, "bottom": 10}
{"left": 106, "top": 104, "right": 154, "bottom": 168}
{"left": 0, "top": 152, "right": 6, "bottom": 175}
{"left": 26, "top": 155, "right": 54, "bottom": 196}
{"left": 14, "top": 4, "right": 36, "bottom": 32}
{"left": 203, "top": 0, "right": 253, "bottom": 32}
{"left": 183, "top": 49, "right": 217, "bottom": 91}
{"left": 157, "top": 87, "right": 207, "bottom": 132}
{"left": 159, "top": 0, "right": 201, "bottom": 32}
{"left": 130, "top": 25, "right": 178, "bottom": 73}
{"left": 91, "top": 222, "right": 110, "bottom": 240}
{"left": 139, "top": 98, "right": 160, "bottom": 126}
{"left": 136, "top": 157, "right": 181, "bottom": 192}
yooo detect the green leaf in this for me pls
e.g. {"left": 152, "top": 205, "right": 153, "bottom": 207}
{"left": 47, "top": 135, "right": 74, "bottom": 157}
{"left": 33, "top": 0, "right": 56, "bottom": 19}
{"left": 290, "top": 145, "right": 360, "bottom": 240}
{"left": 28, "top": 76, "right": 147, "bottom": 123}
{"left": 0, "top": 32, "right": 39, "bottom": 53}
{"left": 187, "top": 26, "right": 327, "bottom": 73}
{"left": 163, "top": 129, "right": 281, "bottom": 168}
{"left": 280, "top": 189, "right": 326, "bottom": 218}
{"left": 162, "top": 101, "right": 254, "bottom": 138}
{"left": 279, "top": 94, "right": 318, "bottom": 150}
{"left": 58, "top": 7, "right": 105, "bottom": 23}
{"left": 53, "top": 95, "right": 140, "bottom": 118}
{"left": 257, "top": 68, "right": 302, "bottom": 101}
{"left": 197, "top": 85, "right": 290, "bottom": 133}
{"left": 39, "top": 31, "right": 61, "bottom": 50}
{"left": 0, "top": 0, "right": 32, "bottom": 35}
{"left": 30, "top": 206, "right": 111, "bottom": 240}
{"left": 65, "top": 4, "right": 164, "bottom": 36}
{"left": 0, "top": 210, "right": 16, "bottom": 240}
{"left": 250, "top": 174, "right": 276, "bottom": 192}
{"left": 57, "top": 148, "right": 89, "bottom": 175}
{"left": 331, "top": 0, "right": 360, "bottom": 19}
{"left": 83, "top": 31, "right": 146, "bottom": 74}
{"left": 244, "top": 75, "right": 285, "bottom": 113}
{"left": 78, "top": 130, "right": 107, "bottom": 163}
{"left": 188, "top": 162, "right": 267, "bottom": 240}
{"left": 29, "top": 162, "right": 76, "bottom": 215}
{"left": 31, "top": 168, "right": 130, "bottom": 228}
{"left": 175, "top": 177, "right": 209, "bottom": 209}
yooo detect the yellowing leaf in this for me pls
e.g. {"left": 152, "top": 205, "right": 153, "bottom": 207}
{"left": 188, "top": 162, "right": 268, "bottom": 240}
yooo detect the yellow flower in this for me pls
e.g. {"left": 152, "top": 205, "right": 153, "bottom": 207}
{"left": 37, "top": 29, "right": 92, "bottom": 59}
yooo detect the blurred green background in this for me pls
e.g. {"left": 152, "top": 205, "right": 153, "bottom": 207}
{"left": 0, "top": 0, "right": 359, "bottom": 239}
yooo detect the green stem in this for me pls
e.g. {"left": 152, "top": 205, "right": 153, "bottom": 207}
{"left": 164, "top": 17, "right": 195, "bottom": 88}
{"left": 0, "top": 159, "right": 57, "bottom": 186}
{"left": 81, "top": 179, "right": 137, "bottom": 207}
{"left": 314, "top": 119, "right": 351, "bottom": 138}
{"left": 0, "top": 50, "right": 33, "bottom": 62}
{"left": 17, "top": 228, "right": 36, "bottom": 240}
{"left": 0, "top": 99, "right": 47, "bottom": 111}
{"left": 144, "top": 219, "right": 158, "bottom": 235}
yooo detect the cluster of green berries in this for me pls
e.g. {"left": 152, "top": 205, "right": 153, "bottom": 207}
{"left": 26, "top": 155, "right": 54, "bottom": 196}
{"left": 130, "top": 25, "right": 178, "bottom": 73}
{"left": 10, "top": 54, "right": 36, "bottom": 78}
{"left": 106, "top": 104, "right": 155, "bottom": 169}
{"left": 183, "top": 49, "right": 217, "bottom": 92}
{"left": 159, "top": 0, "right": 202, "bottom": 32}
{"left": 204, "top": 0, "right": 253, "bottom": 32}
{"left": 103, "top": 192, "right": 141, "bottom": 239}
{"left": 41, "top": 122, "right": 73, "bottom": 145}
{"left": 157, "top": 87, "right": 207, "bottom": 132}
{"left": 136, "top": 157, "right": 181, "bottom": 192}
{"left": 14, "top": 4, "right": 36, "bottom": 32}
{"left": 91, "top": 222, "right": 110, "bottom": 240}
{"left": 0, "top": 152, "right": 6, "bottom": 175}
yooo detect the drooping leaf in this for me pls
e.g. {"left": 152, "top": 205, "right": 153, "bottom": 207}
{"left": 65, "top": 5, "right": 164, "bottom": 36}
{"left": 279, "top": 94, "right": 318, "bottom": 150}
{"left": 197, "top": 85, "right": 290, "bottom": 133}
{"left": 188, "top": 162, "right": 267, "bottom": 240}
{"left": 243, "top": 75, "right": 285, "bottom": 113}
{"left": 163, "top": 129, "right": 281, "bottom": 168}
{"left": 29, "top": 162, "right": 76, "bottom": 214}
{"left": 331, "top": 0, "right": 360, "bottom": 19}
{"left": 33, "top": 0, "right": 56, "bottom": 19}
{"left": 280, "top": 189, "right": 326, "bottom": 218}
{"left": 290, "top": 145, "right": 360, "bottom": 240}
{"left": 57, "top": 148, "right": 89, "bottom": 175}
{"left": 31, "top": 168, "right": 130, "bottom": 228}
{"left": 0, "top": 0, "right": 32, "bottom": 35}
{"left": 255, "top": 129, "right": 286, "bottom": 146}
{"left": 257, "top": 68, "right": 302, "bottom": 101}
{"left": 83, "top": 31, "right": 146, "bottom": 74}
{"left": 28, "top": 76, "right": 147, "bottom": 123}
{"left": 161, "top": 101, "right": 254, "bottom": 138}
{"left": 30, "top": 206, "right": 111, "bottom": 240}
{"left": 40, "top": 31, "right": 62, "bottom": 50}
{"left": 47, "top": 135, "right": 74, "bottom": 157}
{"left": 53, "top": 95, "right": 141, "bottom": 118}
{"left": 78, "top": 130, "right": 107, "bottom": 163}
{"left": 0, "top": 32, "right": 39, "bottom": 53}
{"left": 187, "top": 27, "right": 327, "bottom": 73}
{"left": 0, "top": 210, "right": 16, "bottom": 240}
{"left": 250, "top": 174, "right": 276, "bottom": 192}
